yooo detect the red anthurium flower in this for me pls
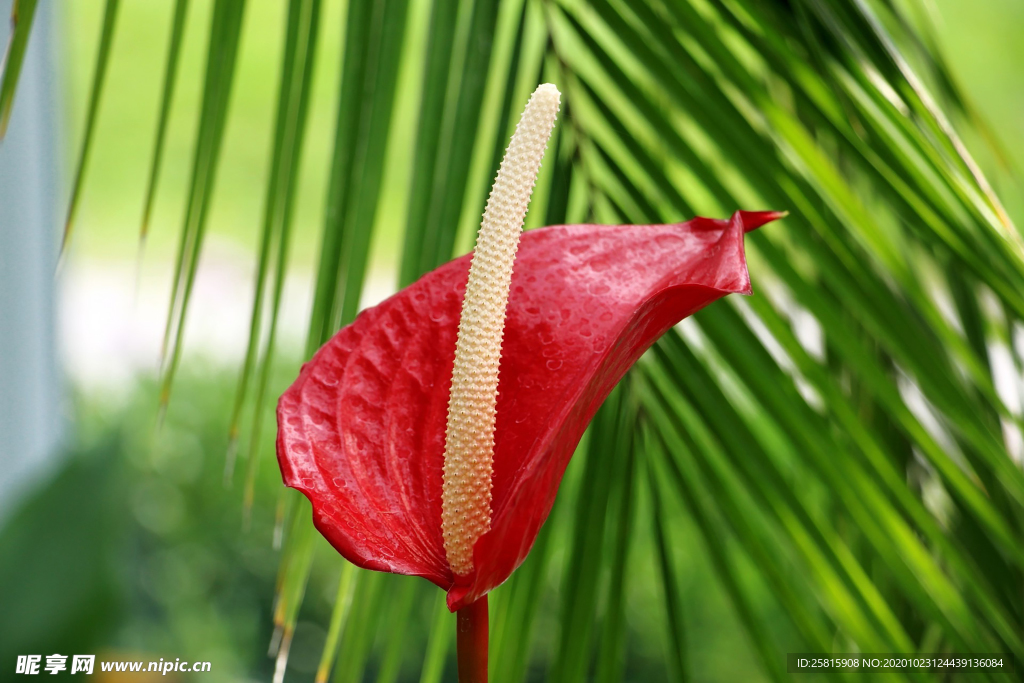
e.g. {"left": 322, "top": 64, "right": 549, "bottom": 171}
{"left": 275, "top": 209, "right": 781, "bottom": 606}
{"left": 277, "top": 83, "right": 781, "bottom": 680}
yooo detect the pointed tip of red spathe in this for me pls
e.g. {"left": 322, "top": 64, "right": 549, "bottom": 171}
{"left": 736, "top": 210, "right": 788, "bottom": 233}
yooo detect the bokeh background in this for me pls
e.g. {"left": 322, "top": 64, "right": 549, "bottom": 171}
{"left": 1, "top": 0, "right": 1023, "bottom": 681}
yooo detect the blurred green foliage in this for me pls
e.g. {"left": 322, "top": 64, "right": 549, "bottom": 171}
{"left": 0, "top": 372, "right": 286, "bottom": 679}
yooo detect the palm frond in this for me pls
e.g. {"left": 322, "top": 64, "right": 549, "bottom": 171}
{"left": 138, "top": 0, "right": 190, "bottom": 241}
{"left": 60, "top": 0, "right": 119, "bottom": 256}
{"left": 0, "top": 0, "right": 39, "bottom": 137}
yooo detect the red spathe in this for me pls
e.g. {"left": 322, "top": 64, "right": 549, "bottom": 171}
{"left": 277, "top": 211, "right": 782, "bottom": 611}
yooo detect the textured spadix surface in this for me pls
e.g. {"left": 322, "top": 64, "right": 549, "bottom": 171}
{"left": 277, "top": 210, "right": 782, "bottom": 611}
{"left": 442, "top": 83, "right": 560, "bottom": 576}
